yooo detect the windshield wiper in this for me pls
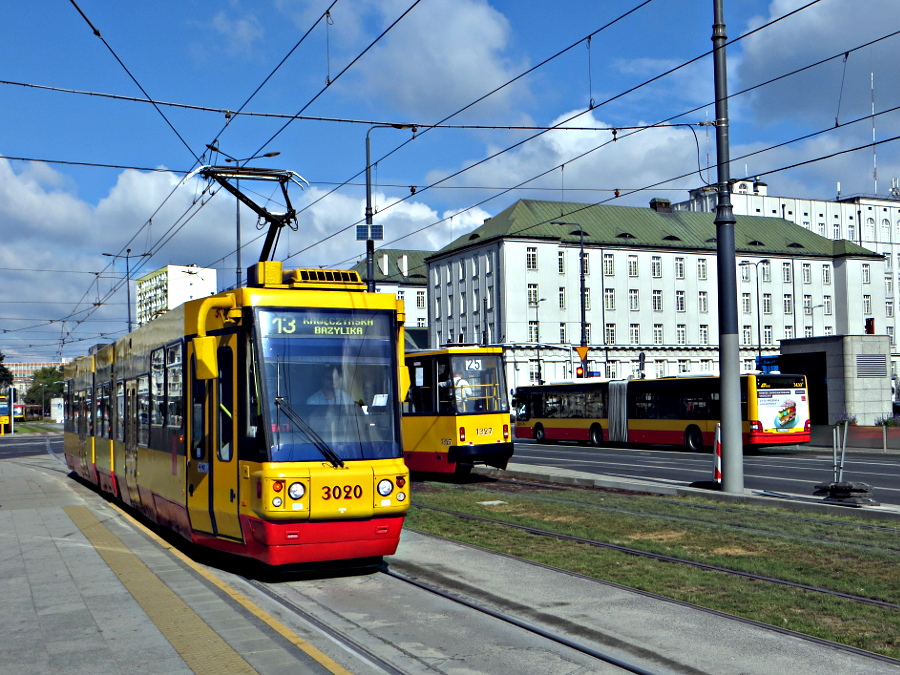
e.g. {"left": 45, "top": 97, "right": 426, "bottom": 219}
{"left": 274, "top": 396, "right": 344, "bottom": 468}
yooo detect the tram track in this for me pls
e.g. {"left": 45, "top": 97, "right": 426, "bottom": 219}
{"left": 401, "top": 527, "right": 900, "bottom": 669}
{"left": 412, "top": 503, "right": 900, "bottom": 610}
{"left": 470, "top": 477, "right": 900, "bottom": 552}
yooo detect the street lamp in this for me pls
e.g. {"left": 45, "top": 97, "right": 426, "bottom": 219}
{"left": 206, "top": 144, "right": 281, "bottom": 288}
{"left": 534, "top": 297, "right": 546, "bottom": 384}
{"left": 739, "top": 258, "right": 769, "bottom": 363}
{"left": 103, "top": 249, "right": 151, "bottom": 333}
{"left": 364, "top": 124, "right": 416, "bottom": 292}
{"left": 552, "top": 221, "right": 588, "bottom": 372}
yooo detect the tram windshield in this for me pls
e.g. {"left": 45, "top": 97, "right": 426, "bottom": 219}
{"left": 405, "top": 352, "right": 509, "bottom": 415}
{"left": 254, "top": 308, "right": 401, "bottom": 463}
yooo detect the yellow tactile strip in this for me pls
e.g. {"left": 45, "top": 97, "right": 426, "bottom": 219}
{"left": 64, "top": 505, "right": 258, "bottom": 675}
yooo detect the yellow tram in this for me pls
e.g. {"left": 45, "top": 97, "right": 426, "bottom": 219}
{"left": 402, "top": 346, "right": 513, "bottom": 474}
{"left": 64, "top": 262, "right": 410, "bottom": 566}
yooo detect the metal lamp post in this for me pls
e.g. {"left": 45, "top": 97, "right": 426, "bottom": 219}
{"left": 534, "top": 297, "right": 546, "bottom": 384}
{"left": 103, "top": 249, "right": 150, "bottom": 333}
{"left": 205, "top": 144, "right": 281, "bottom": 288}
{"left": 364, "top": 124, "right": 416, "bottom": 292}
{"left": 552, "top": 221, "right": 588, "bottom": 372}
{"left": 740, "top": 258, "right": 769, "bottom": 363}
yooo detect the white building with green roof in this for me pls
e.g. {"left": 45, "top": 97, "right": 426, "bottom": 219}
{"left": 425, "top": 198, "right": 885, "bottom": 392}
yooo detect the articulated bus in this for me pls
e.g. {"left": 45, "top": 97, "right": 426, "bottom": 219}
{"left": 64, "top": 262, "right": 410, "bottom": 566}
{"left": 514, "top": 372, "right": 810, "bottom": 450}
{"left": 402, "top": 346, "right": 513, "bottom": 474}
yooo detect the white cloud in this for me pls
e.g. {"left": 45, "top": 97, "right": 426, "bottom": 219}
{"left": 349, "top": 0, "right": 530, "bottom": 120}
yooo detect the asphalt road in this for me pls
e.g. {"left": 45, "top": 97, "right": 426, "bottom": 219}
{"left": 511, "top": 440, "right": 900, "bottom": 507}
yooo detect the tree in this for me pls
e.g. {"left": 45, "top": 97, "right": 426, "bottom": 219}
{"left": 0, "top": 352, "right": 11, "bottom": 390}
{"left": 25, "top": 366, "right": 65, "bottom": 414}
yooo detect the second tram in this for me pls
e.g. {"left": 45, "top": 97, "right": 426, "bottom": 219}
{"left": 402, "top": 346, "right": 513, "bottom": 474}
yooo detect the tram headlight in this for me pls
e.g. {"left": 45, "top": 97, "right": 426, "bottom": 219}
{"left": 377, "top": 479, "right": 394, "bottom": 496}
{"left": 397, "top": 492, "right": 406, "bottom": 502}
{"left": 272, "top": 497, "right": 283, "bottom": 508}
{"left": 288, "top": 482, "right": 305, "bottom": 500}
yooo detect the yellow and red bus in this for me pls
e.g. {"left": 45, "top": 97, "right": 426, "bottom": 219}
{"left": 514, "top": 372, "right": 810, "bottom": 450}
{"left": 64, "top": 262, "right": 410, "bottom": 566}
{"left": 402, "top": 346, "right": 513, "bottom": 474}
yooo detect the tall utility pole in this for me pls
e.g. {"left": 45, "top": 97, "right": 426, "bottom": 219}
{"left": 712, "top": 0, "right": 744, "bottom": 494}
{"left": 103, "top": 249, "right": 150, "bottom": 333}
{"left": 552, "top": 221, "right": 588, "bottom": 374}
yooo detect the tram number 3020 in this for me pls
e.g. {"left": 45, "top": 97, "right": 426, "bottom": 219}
{"left": 322, "top": 485, "right": 363, "bottom": 500}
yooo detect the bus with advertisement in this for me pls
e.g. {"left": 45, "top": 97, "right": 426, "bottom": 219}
{"left": 514, "top": 372, "right": 810, "bottom": 450}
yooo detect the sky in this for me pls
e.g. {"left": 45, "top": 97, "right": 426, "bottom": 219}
{"left": 3, "top": 0, "right": 900, "bottom": 362}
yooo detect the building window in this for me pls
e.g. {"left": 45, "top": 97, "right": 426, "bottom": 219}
{"left": 652, "top": 290, "right": 663, "bottom": 312}
{"left": 824, "top": 326, "right": 834, "bottom": 336}
{"left": 784, "top": 325, "right": 793, "bottom": 339}
{"left": 783, "top": 294, "right": 793, "bottom": 314}
{"left": 803, "top": 295, "right": 812, "bottom": 315}
{"left": 674, "top": 257, "right": 685, "bottom": 279}
{"left": 675, "top": 290, "right": 686, "bottom": 312}
{"left": 740, "top": 262, "right": 751, "bottom": 282}
{"left": 486, "top": 286, "right": 493, "bottom": 310}
{"left": 605, "top": 324, "right": 616, "bottom": 346}
{"left": 653, "top": 324, "right": 663, "bottom": 345}
{"left": 628, "top": 255, "right": 638, "bottom": 277}
{"left": 526, "top": 247, "right": 537, "bottom": 270}
{"left": 888, "top": 326, "right": 895, "bottom": 346}
{"left": 460, "top": 292, "right": 466, "bottom": 314}
{"left": 822, "top": 265, "right": 831, "bottom": 284}
{"left": 651, "top": 256, "right": 662, "bottom": 278}
{"left": 655, "top": 360, "right": 667, "bottom": 378}
{"left": 485, "top": 253, "right": 492, "bottom": 275}
{"left": 628, "top": 289, "right": 639, "bottom": 310}
{"left": 417, "top": 317, "right": 426, "bottom": 327}
{"left": 699, "top": 325, "right": 709, "bottom": 345}
{"left": 782, "top": 262, "right": 792, "bottom": 283}
{"left": 862, "top": 263, "right": 871, "bottom": 284}
{"left": 764, "top": 325, "right": 773, "bottom": 345}
{"left": 528, "top": 320, "right": 539, "bottom": 342}
{"left": 559, "top": 287, "right": 566, "bottom": 309}
{"left": 604, "top": 288, "right": 615, "bottom": 310}
{"left": 823, "top": 296, "right": 832, "bottom": 315}
{"left": 582, "top": 252, "right": 590, "bottom": 276}
{"left": 584, "top": 288, "right": 591, "bottom": 311}
{"left": 742, "top": 325, "right": 752, "bottom": 345}
{"left": 459, "top": 260, "right": 465, "bottom": 281}
{"left": 697, "top": 258, "right": 707, "bottom": 280}
{"left": 833, "top": 223, "right": 841, "bottom": 239}
{"left": 760, "top": 260, "right": 771, "bottom": 282}
{"left": 416, "top": 290, "right": 425, "bottom": 309}
{"left": 527, "top": 284, "right": 539, "bottom": 306}
{"left": 558, "top": 250, "right": 565, "bottom": 274}
{"left": 397, "top": 290, "right": 404, "bottom": 301}
{"left": 887, "top": 277, "right": 893, "bottom": 295}
{"left": 559, "top": 323, "right": 567, "bottom": 343}
{"left": 887, "top": 301, "right": 894, "bottom": 318}
{"left": 742, "top": 293, "right": 752, "bottom": 314}
{"left": 743, "top": 358, "right": 756, "bottom": 371}
{"left": 471, "top": 256, "right": 478, "bottom": 278}
{"left": 802, "top": 263, "right": 811, "bottom": 283}
{"left": 804, "top": 326, "right": 813, "bottom": 338}
{"left": 698, "top": 291, "right": 708, "bottom": 313}
{"left": 435, "top": 297, "right": 441, "bottom": 318}
{"left": 700, "top": 359, "right": 713, "bottom": 372}
{"left": 606, "top": 361, "right": 618, "bottom": 378}
{"left": 676, "top": 324, "right": 686, "bottom": 345}
{"left": 762, "top": 293, "right": 772, "bottom": 314}
{"left": 447, "top": 295, "right": 453, "bottom": 317}
{"left": 848, "top": 222, "right": 856, "bottom": 240}
{"left": 474, "top": 288, "right": 480, "bottom": 312}
{"left": 629, "top": 324, "right": 640, "bottom": 345}
{"left": 863, "top": 295, "right": 872, "bottom": 314}
{"left": 584, "top": 324, "right": 591, "bottom": 344}
{"left": 603, "top": 253, "right": 614, "bottom": 276}
{"left": 529, "top": 362, "right": 540, "bottom": 383}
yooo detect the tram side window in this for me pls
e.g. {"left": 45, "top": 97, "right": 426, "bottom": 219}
{"left": 115, "top": 381, "right": 125, "bottom": 441}
{"left": 217, "top": 346, "right": 234, "bottom": 462}
{"left": 151, "top": 348, "right": 165, "bottom": 427}
{"left": 166, "top": 343, "right": 183, "bottom": 428}
{"left": 191, "top": 359, "right": 206, "bottom": 460}
{"left": 405, "top": 361, "right": 437, "bottom": 414}
{"left": 86, "top": 390, "right": 94, "bottom": 436}
{"left": 137, "top": 375, "right": 150, "bottom": 446}
{"left": 98, "top": 382, "right": 111, "bottom": 439}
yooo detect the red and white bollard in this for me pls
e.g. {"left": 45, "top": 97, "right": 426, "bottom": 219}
{"left": 713, "top": 423, "right": 723, "bottom": 484}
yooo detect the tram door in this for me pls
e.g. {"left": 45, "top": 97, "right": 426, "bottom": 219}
{"left": 123, "top": 380, "right": 141, "bottom": 505}
{"left": 186, "top": 335, "right": 242, "bottom": 540}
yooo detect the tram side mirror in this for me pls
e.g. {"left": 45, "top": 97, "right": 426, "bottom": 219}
{"left": 194, "top": 336, "right": 218, "bottom": 380}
